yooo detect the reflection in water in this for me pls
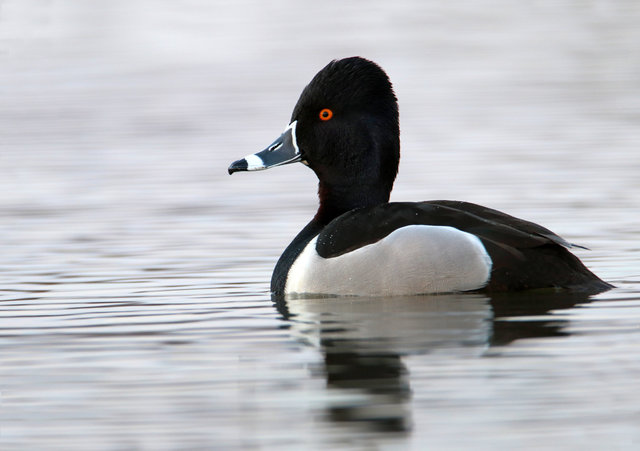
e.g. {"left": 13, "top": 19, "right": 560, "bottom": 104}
{"left": 489, "top": 291, "right": 596, "bottom": 346}
{"left": 321, "top": 348, "right": 410, "bottom": 432}
{"left": 274, "top": 291, "right": 595, "bottom": 432}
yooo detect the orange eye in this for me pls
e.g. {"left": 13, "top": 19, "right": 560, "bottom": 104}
{"left": 319, "top": 108, "right": 333, "bottom": 121}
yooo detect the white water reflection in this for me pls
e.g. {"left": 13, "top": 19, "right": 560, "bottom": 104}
{"left": 277, "top": 291, "right": 602, "bottom": 434}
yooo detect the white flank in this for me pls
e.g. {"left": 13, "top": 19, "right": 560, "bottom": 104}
{"left": 285, "top": 225, "right": 492, "bottom": 296}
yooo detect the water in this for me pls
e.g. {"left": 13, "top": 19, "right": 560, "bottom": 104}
{"left": 2, "top": 1, "right": 640, "bottom": 449}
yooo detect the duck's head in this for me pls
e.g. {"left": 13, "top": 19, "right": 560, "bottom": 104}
{"left": 229, "top": 57, "right": 400, "bottom": 221}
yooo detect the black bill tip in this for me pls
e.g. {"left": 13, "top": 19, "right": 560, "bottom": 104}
{"left": 228, "top": 159, "right": 248, "bottom": 175}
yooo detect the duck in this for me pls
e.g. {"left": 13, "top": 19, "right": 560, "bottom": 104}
{"left": 228, "top": 57, "right": 612, "bottom": 297}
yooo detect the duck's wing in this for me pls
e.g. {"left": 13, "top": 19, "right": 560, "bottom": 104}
{"left": 315, "top": 201, "right": 611, "bottom": 293}
{"left": 316, "top": 201, "right": 569, "bottom": 258}
{"left": 427, "top": 200, "right": 586, "bottom": 249}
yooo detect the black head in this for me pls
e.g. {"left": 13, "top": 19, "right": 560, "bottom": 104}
{"left": 228, "top": 57, "right": 400, "bottom": 223}
{"left": 292, "top": 57, "right": 400, "bottom": 200}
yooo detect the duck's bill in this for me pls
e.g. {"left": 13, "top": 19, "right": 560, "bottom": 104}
{"left": 228, "top": 121, "right": 301, "bottom": 174}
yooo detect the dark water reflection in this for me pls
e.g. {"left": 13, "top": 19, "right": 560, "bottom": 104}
{"left": 275, "top": 290, "right": 596, "bottom": 433}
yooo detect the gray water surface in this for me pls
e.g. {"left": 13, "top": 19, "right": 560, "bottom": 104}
{"left": 2, "top": 1, "right": 640, "bottom": 450}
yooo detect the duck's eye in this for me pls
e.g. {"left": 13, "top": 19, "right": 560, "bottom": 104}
{"left": 319, "top": 108, "right": 333, "bottom": 121}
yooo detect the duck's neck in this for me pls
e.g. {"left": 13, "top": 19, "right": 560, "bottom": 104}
{"left": 270, "top": 180, "right": 390, "bottom": 296}
{"left": 314, "top": 181, "right": 390, "bottom": 225}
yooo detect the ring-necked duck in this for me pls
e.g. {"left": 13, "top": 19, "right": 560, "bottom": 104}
{"left": 229, "top": 57, "right": 612, "bottom": 297}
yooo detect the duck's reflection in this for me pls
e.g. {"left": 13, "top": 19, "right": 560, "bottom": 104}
{"left": 321, "top": 343, "right": 410, "bottom": 431}
{"left": 274, "top": 291, "right": 596, "bottom": 432}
